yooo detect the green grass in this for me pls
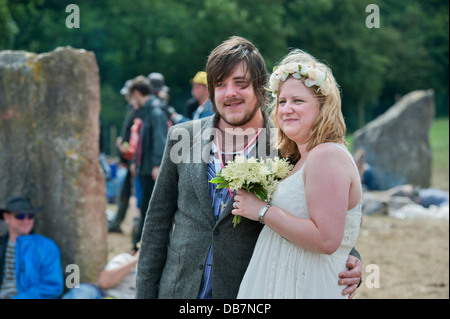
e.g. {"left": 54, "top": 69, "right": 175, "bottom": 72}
{"left": 346, "top": 117, "right": 449, "bottom": 191}
{"left": 430, "top": 117, "right": 449, "bottom": 191}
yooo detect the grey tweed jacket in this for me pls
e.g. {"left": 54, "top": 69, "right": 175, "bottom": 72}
{"left": 136, "top": 112, "right": 277, "bottom": 299}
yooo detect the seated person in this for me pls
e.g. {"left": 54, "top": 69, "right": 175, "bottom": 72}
{"left": 62, "top": 250, "right": 138, "bottom": 299}
{"left": 354, "top": 149, "right": 377, "bottom": 191}
{"left": 0, "top": 195, "right": 64, "bottom": 299}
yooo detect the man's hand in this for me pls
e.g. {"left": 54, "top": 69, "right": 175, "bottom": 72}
{"left": 339, "top": 255, "right": 362, "bottom": 299}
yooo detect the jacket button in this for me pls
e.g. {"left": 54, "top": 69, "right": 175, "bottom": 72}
{"left": 198, "top": 263, "right": 204, "bottom": 270}
{"left": 213, "top": 229, "right": 219, "bottom": 235}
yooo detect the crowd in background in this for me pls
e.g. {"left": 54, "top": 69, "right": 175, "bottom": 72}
{"left": 0, "top": 70, "right": 214, "bottom": 299}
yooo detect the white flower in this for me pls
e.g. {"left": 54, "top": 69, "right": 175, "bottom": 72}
{"left": 210, "top": 156, "right": 293, "bottom": 227}
{"left": 305, "top": 68, "right": 327, "bottom": 88}
{"left": 284, "top": 62, "right": 300, "bottom": 74}
{"left": 211, "top": 156, "right": 292, "bottom": 198}
{"left": 299, "top": 63, "right": 310, "bottom": 76}
{"left": 268, "top": 62, "right": 331, "bottom": 97}
{"left": 280, "top": 68, "right": 289, "bottom": 81}
{"left": 272, "top": 68, "right": 283, "bottom": 80}
{"left": 269, "top": 74, "right": 280, "bottom": 97}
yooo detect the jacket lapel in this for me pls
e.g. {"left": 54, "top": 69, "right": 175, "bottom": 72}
{"left": 188, "top": 115, "right": 217, "bottom": 221}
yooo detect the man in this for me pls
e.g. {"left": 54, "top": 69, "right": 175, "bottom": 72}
{"left": 190, "top": 71, "right": 214, "bottom": 120}
{"left": 128, "top": 77, "right": 168, "bottom": 252}
{"left": 136, "top": 36, "right": 361, "bottom": 299}
{"left": 0, "top": 196, "right": 63, "bottom": 299}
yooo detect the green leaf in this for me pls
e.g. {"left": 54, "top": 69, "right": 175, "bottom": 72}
{"left": 216, "top": 182, "right": 229, "bottom": 189}
{"left": 253, "top": 188, "right": 267, "bottom": 201}
{"left": 209, "top": 177, "right": 225, "bottom": 184}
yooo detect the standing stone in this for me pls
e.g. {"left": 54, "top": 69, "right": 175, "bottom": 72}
{"left": 353, "top": 90, "right": 435, "bottom": 190}
{"left": 0, "top": 47, "right": 107, "bottom": 284}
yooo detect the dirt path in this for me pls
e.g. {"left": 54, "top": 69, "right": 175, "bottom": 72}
{"left": 356, "top": 215, "right": 448, "bottom": 298}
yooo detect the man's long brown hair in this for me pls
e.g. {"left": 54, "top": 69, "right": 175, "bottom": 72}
{"left": 206, "top": 36, "right": 268, "bottom": 113}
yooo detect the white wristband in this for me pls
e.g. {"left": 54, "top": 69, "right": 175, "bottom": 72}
{"left": 258, "top": 202, "right": 271, "bottom": 224}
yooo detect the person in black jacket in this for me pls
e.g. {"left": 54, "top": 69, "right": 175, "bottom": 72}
{"left": 128, "top": 77, "right": 168, "bottom": 252}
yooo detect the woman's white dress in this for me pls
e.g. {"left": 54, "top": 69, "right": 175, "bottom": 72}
{"left": 237, "top": 144, "right": 361, "bottom": 299}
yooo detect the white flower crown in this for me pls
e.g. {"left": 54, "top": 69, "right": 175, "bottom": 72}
{"left": 269, "top": 62, "right": 330, "bottom": 97}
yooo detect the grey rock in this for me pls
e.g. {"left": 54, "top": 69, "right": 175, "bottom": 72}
{"left": 0, "top": 47, "right": 107, "bottom": 283}
{"left": 353, "top": 90, "right": 435, "bottom": 190}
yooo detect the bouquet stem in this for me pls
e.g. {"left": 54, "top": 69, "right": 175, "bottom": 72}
{"left": 233, "top": 215, "right": 241, "bottom": 228}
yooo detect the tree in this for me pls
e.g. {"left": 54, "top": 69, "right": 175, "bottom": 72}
{"left": 0, "top": 0, "right": 19, "bottom": 49}
{"left": 283, "top": 0, "right": 393, "bottom": 129}
{"left": 3, "top": 0, "right": 448, "bottom": 151}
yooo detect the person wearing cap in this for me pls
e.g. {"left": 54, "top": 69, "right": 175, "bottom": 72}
{"left": 148, "top": 72, "right": 190, "bottom": 126}
{"left": 183, "top": 72, "right": 203, "bottom": 118}
{"left": 190, "top": 71, "right": 214, "bottom": 120}
{"left": 0, "top": 196, "right": 64, "bottom": 299}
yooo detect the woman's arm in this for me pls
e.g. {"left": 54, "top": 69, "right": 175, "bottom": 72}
{"left": 233, "top": 144, "right": 358, "bottom": 254}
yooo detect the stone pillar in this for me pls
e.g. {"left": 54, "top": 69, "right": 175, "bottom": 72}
{"left": 0, "top": 47, "right": 107, "bottom": 283}
{"left": 353, "top": 90, "right": 435, "bottom": 190}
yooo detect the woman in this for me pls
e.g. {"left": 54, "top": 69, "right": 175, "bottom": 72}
{"left": 233, "top": 49, "right": 362, "bottom": 298}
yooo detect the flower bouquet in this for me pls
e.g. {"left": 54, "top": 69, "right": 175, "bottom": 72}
{"left": 210, "top": 155, "right": 293, "bottom": 227}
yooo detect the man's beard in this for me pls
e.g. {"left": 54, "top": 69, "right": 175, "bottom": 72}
{"left": 218, "top": 102, "right": 260, "bottom": 127}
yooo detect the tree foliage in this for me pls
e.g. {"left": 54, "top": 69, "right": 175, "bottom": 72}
{"left": 1, "top": 0, "right": 448, "bottom": 153}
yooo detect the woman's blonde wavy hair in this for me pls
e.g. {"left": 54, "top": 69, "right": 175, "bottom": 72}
{"left": 270, "top": 49, "right": 347, "bottom": 162}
